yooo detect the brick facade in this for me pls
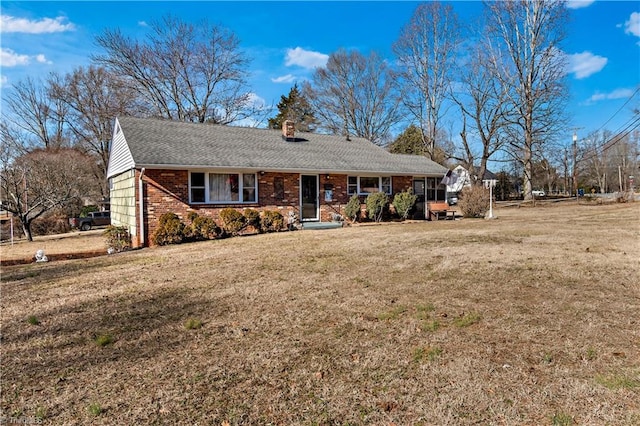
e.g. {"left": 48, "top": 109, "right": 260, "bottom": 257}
{"left": 137, "top": 169, "right": 421, "bottom": 246}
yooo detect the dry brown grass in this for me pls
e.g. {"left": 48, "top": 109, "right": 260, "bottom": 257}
{"left": 1, "top": 202, "right": 639, "bottom": 425}
{"left": 1, "top": 229, "right": 107, "bottom": 264}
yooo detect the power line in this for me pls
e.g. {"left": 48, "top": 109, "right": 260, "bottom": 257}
{"left": 579, "top": 115, "right": 640, "bottom": 164}
{"left": 589, "top": 86, "right": 640, "bottom": 135}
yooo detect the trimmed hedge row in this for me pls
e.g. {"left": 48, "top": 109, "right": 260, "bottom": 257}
{"left": 153, "top": 209, "right": 286, "bottom": 246}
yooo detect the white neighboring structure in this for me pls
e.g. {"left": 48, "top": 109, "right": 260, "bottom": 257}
{"left": 445, "top": 165, "right": 498, "bottom": 204}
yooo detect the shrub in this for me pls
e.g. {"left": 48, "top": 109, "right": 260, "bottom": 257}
{"left": 152, "top": 212, "right": 185, "bottom": 245}
{"left": 458, "top": 185, "right": 490, "bottom": 218}
{"left": 187, "top": 213, "right": 219, "bottom": 241}
{"left": 261, "top": 210, "right": 285, "bottom": 232}
{"left": 80, "top": 205, "right": 98, "bottom": 218}
{"left": 365, "top": 192, "right": 389, "bottom": 222}
{"left": 31, "top": 213, "right": 71, "bottom": 236}
{"left": 219, "top": 208, "right": 246, "bottom": 236}
{"left": 244, "top": 208, "right": 262, "bottom": 233}
{"left": 103, "top": 225, "right": 131, "bottom": 253}
{"left": 27, "top": 315, "right": 40, "bottom": 325}
{"left": 344, "top": 194, "right": 362, "bottom": 222}
{"left": 393, "top": 189, "right": 418, "bottom": 220}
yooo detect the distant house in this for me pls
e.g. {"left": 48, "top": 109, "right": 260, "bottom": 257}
{"left": 106, "top": 117, "right": 448, "bottom": 247}
{"left": 445, "top": 165, "right": 498, "bottom": 202}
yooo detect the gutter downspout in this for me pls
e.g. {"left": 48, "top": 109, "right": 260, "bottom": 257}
{"left": 139, "top": 168, "right": 146, "bottom": 247}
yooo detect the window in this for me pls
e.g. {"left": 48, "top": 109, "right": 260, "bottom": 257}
{"left": 347, "top": 176, "right": 392, "bottom": 195}
{"left": 381, "top": 176, "right": 391, "bottom": 194}
{"left": 242, "top": 174, "right": 256, "bottom": 202}
{"left": 190, "top": 172, "right": 206, "bottom": 203}
{"left": 189, "top": 172, "right": 257, "bottom": 203}
{"left": 348, "top": 176, "right": 358, "bottom": 195}
{"left": 426, "top": 177, "right": 446, "bottom": 201}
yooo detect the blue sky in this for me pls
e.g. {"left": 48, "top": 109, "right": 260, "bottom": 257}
{"left": 1, "top": 0, "right": 639, "bottom": 147}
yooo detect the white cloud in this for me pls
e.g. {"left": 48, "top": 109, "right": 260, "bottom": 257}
{"left": 566, "top": 51, "right": 607, "bottom": 79}
{"left": 565, "top": 0, "right": 595, "bottom": 9}
{"left": 138, "top": 21, "right": 148, "bottom": 27}
{"left": 0, "top": 14, "right": 75, "bottom": 33}
{"left": 0, "top": 75, "right": 8, "bottom": 87}
{"left": 245, "top": 92, "right": 267, "bottom": 109}
{"left": 35, "top": 54, "right": 51, "bottom": 64}
{"left": 285, "top": 47, "right": 328, "bottom": 69}
{"left": 1, "top": 48, "right": 51, "bottom": 67}
{"left": 624, "top": 12, "right": 640, "bottom": 37}
{"left": 588, "top": 88, "right": 635, "bottom": 103}
{"left": 1, "top": 48, "right": 30, "bottom": 67}
{"left": 271, "top": 74, "right": 297, "bottom": 84}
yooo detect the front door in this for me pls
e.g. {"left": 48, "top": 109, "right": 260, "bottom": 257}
{"left": 301, "top": 175, "right": 319, "bottom": 221}
{"left": 412, "top": 179, "right": 426, "bottom": 219}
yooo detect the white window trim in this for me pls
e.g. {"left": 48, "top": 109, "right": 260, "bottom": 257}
{"left": 189, "top": 171, "right": 258, "bottom": 204}
{"left": 347, "top": 176, "right": 392, "bottom": 195}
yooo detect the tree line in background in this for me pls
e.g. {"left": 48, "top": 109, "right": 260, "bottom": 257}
{"left": 2, "top": 1, "right": 638, "bottom": 240}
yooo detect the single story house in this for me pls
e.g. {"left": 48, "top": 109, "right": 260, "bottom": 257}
{"left": 106, "top": 116, "right": 448, "bottom": 247}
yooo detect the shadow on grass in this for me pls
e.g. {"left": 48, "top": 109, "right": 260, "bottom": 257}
{"left": 2, "top": 282, "right": 229, "bottom": 383}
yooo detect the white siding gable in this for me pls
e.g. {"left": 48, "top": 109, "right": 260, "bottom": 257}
{"left": 107, "top": 118, "right": 136, "bottom": 178}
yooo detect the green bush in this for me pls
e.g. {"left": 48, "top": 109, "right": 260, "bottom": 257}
{"left": 188, "top": 214, "right": 219, "bottom": 241}
{"left": 244, "top": 208, "right": 262, "bottom": 232}
{"left": 261, "top": 210, "right": 285, "bottom": 232}
{"left": 80, "top": 205, "right": 98, "bottom": 218}
{"left": 186, "top": 211, "right": 200, "bottom": 222}
{"left": 393, "top": 189, "right": 418, "bottom": 220}
{"left": 152, "top": 212, "right": 185, "bottom": 245}
{"left": 344, "top": 194, "right": 362, "bottom": 222}
{"left": 103, "top": 225, "right": 131, "bottom": 252}
{"left": 365, "top": 192, "right": 388, "bottom": 222}
{"left": 458, "top": 186, "right": 490, "bottom": 218}
{"left": 219, "top": 208, "right": 246, "bottom": 236}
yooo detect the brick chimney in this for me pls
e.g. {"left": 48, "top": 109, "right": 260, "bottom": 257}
{"left": 282, "top": 120, "right": 295, "bottom": 141}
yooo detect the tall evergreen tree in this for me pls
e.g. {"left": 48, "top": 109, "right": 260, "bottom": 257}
{"left": 267, "top": 84, "right": 317, "bottom": 132}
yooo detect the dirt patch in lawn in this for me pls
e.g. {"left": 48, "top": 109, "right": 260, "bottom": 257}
{"left": 1, "top": 202, "right": 639, "bottom": 425}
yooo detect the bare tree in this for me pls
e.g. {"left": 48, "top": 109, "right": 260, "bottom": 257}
{"left": 1, "top": 147, "right": 100, "bottom": 241}
{"left": 485, "top": 0, "right": 569, "bottom": 201}
{"left": 303, "top": 49, "right": 401, "bottom": 145}
{"left": 49, "top": 66, "right": 141, "bottom": 197}
{"left": 452, "top": 43, "right": 510, "bottom": 186}
{"left": 93, "top": 15, "right": 252, "bottom": 124}
{"left": 393, "top": 1, "right": 461, "bottom": 158}
{"left": 2, "top": 77, "right": 68, "bottom": 150}
{"left": 581, "top": 128, "right": 640, "bottom": 193}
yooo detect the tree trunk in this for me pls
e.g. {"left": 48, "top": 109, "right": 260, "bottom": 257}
{"left": 20, "top": 216, "right": 34, "bottom": 241}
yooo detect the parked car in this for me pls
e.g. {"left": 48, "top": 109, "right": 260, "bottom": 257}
{"left": 532, "top": 190, "right": 546, "bottom": 197}
{"left": 446, "top": 191, "right": 458, "bottom": 206}
{"left": 69, "top": 211, "right": 111, "bottom": 231}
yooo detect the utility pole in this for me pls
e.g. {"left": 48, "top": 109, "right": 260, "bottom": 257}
{"left": 564, "top": 148, "right": 569, "bottom": 195}
{"left": 573, "top": 131, "right": 578, "bottom": 200}
{"left": 571, "top": 127, "right": 584, "bottom": 200}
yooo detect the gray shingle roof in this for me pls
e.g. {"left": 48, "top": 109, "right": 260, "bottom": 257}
{"left": 116, "top": 116, "right": 447, "bottom": 176}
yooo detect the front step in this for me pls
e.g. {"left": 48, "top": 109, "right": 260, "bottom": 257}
{"left": 301, "top": 221, "right": 343, "bottom": 230}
